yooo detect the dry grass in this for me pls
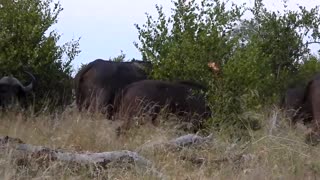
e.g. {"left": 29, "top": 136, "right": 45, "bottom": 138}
{"left": 1, "top": 105, "right": 320, "bottom": 180}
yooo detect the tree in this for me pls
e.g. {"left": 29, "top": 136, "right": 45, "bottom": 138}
{"left": 0, "top": 0, "right": 81, "bottom": 109}
{"left": 225, "top": 0, "right": 320, "bottom": 101}
{"left": 134, "top": 0, "right": 320, "bottom": 138}
{"left": 134, "top": 0, "right": 244, "bottom": 83}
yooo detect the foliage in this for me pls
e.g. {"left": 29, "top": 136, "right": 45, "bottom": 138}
{"left": 109, "top": 50, "right": 126, "bottom": 62}
{"left": 134, "top": 0, "right": 320, "bottom": 138}
{"left": 294, "top": 55, "right": 320, "bottom": 86}
{"left": 0, "top": 0, "right": 81, "bottom": 109}
{"left": 223, "top": 0, "right": 320, "bottom": 111}
{"left": 134, "top": 0, "right": 244, "bottom": 83}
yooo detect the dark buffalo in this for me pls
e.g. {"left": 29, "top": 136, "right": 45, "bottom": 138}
{"left": 74, "top": 59, "right": 151, "bottom": 117}
{"left": 113, "top": 80, "right": 212, "bottom": 135}
{"left": 301, "top": 73, "right": 320, "bottom": 145}
{"left": 0, "top": 71, "right": 36, "bottom": 108}
{"left": 280, "top": 86, "right": 312, "bottom": 124}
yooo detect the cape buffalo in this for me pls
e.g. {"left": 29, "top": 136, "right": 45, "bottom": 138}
{"left": 280, "top": 86, "right": 312, "bottom": 124}
{"left": 301, "top": 73, "right": 320, "bottom": 145}
{"left": 113, "top": 80, "right": 212, "bottom": 135}
{"left": 74, "top": 59, "right": 151, "bottom": 117}
{"left": 0, "top": 71, "right": 36, "bottom": 109}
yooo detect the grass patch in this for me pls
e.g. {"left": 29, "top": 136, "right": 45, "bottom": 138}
{"left": 0, "top": 105, "right": 320, "bottom": 179}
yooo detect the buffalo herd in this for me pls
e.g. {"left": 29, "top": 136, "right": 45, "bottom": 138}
{"left": 74, "top": 59, "right": 212, "bottom": 135}
{"left": 3, "top": 58, "right": 320, "bottom": 144}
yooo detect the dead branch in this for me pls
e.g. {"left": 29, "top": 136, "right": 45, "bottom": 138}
{"left": 168, "top": 133, "right": 214, "bottom": 148}
{"left": 0, "top": 136, "right": 166, "bottom": 179}
{"left": 0, "top": 133, "right": 214, "bottom": 179}
{"left": 137, "top": 133, "right": 214, "bottom": 152}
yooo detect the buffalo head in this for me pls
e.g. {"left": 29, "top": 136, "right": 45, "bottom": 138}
{"left": 0, "top": 71, "right": 36, "bottom": 108}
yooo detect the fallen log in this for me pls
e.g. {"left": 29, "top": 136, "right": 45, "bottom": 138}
{"left": 0, "top": 136, "right": 166, "bottom": 179}
{"left": 168, "top": 133, "right": 214, "bottom": 148}
{"left": 137, "top": 133, "right": 214, "bottom": 152}
{"left": 0, "top": 133, "right": 214, "bottom": 179}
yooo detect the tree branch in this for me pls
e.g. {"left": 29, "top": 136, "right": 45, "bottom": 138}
{"left": 306, "top": 41, "right": 320, "bottom": 45}
{"left": 0, "top": 136, "right": 166, "bottom": 179}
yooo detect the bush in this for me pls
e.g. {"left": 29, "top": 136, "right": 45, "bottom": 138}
{"left": 0, "top": 0, "right": 81, "bottom": 110}
{"left": 134, "top": 0, "right": 320, "bottom": 138}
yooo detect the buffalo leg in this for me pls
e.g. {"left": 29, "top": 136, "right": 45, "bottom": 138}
{"left": 115, "top": 101, "right": 137, "bottom": 136}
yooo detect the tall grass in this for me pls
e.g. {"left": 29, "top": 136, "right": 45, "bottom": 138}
{"left": 0, "top": 105, "right": 320, "bottom": 179}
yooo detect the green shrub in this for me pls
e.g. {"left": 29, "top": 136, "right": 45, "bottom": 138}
{"left": 0, "top": 0, "right": 81, "bottom": 110}
{"left": 135, "top": 0, "right": 320, "bottom": 138}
